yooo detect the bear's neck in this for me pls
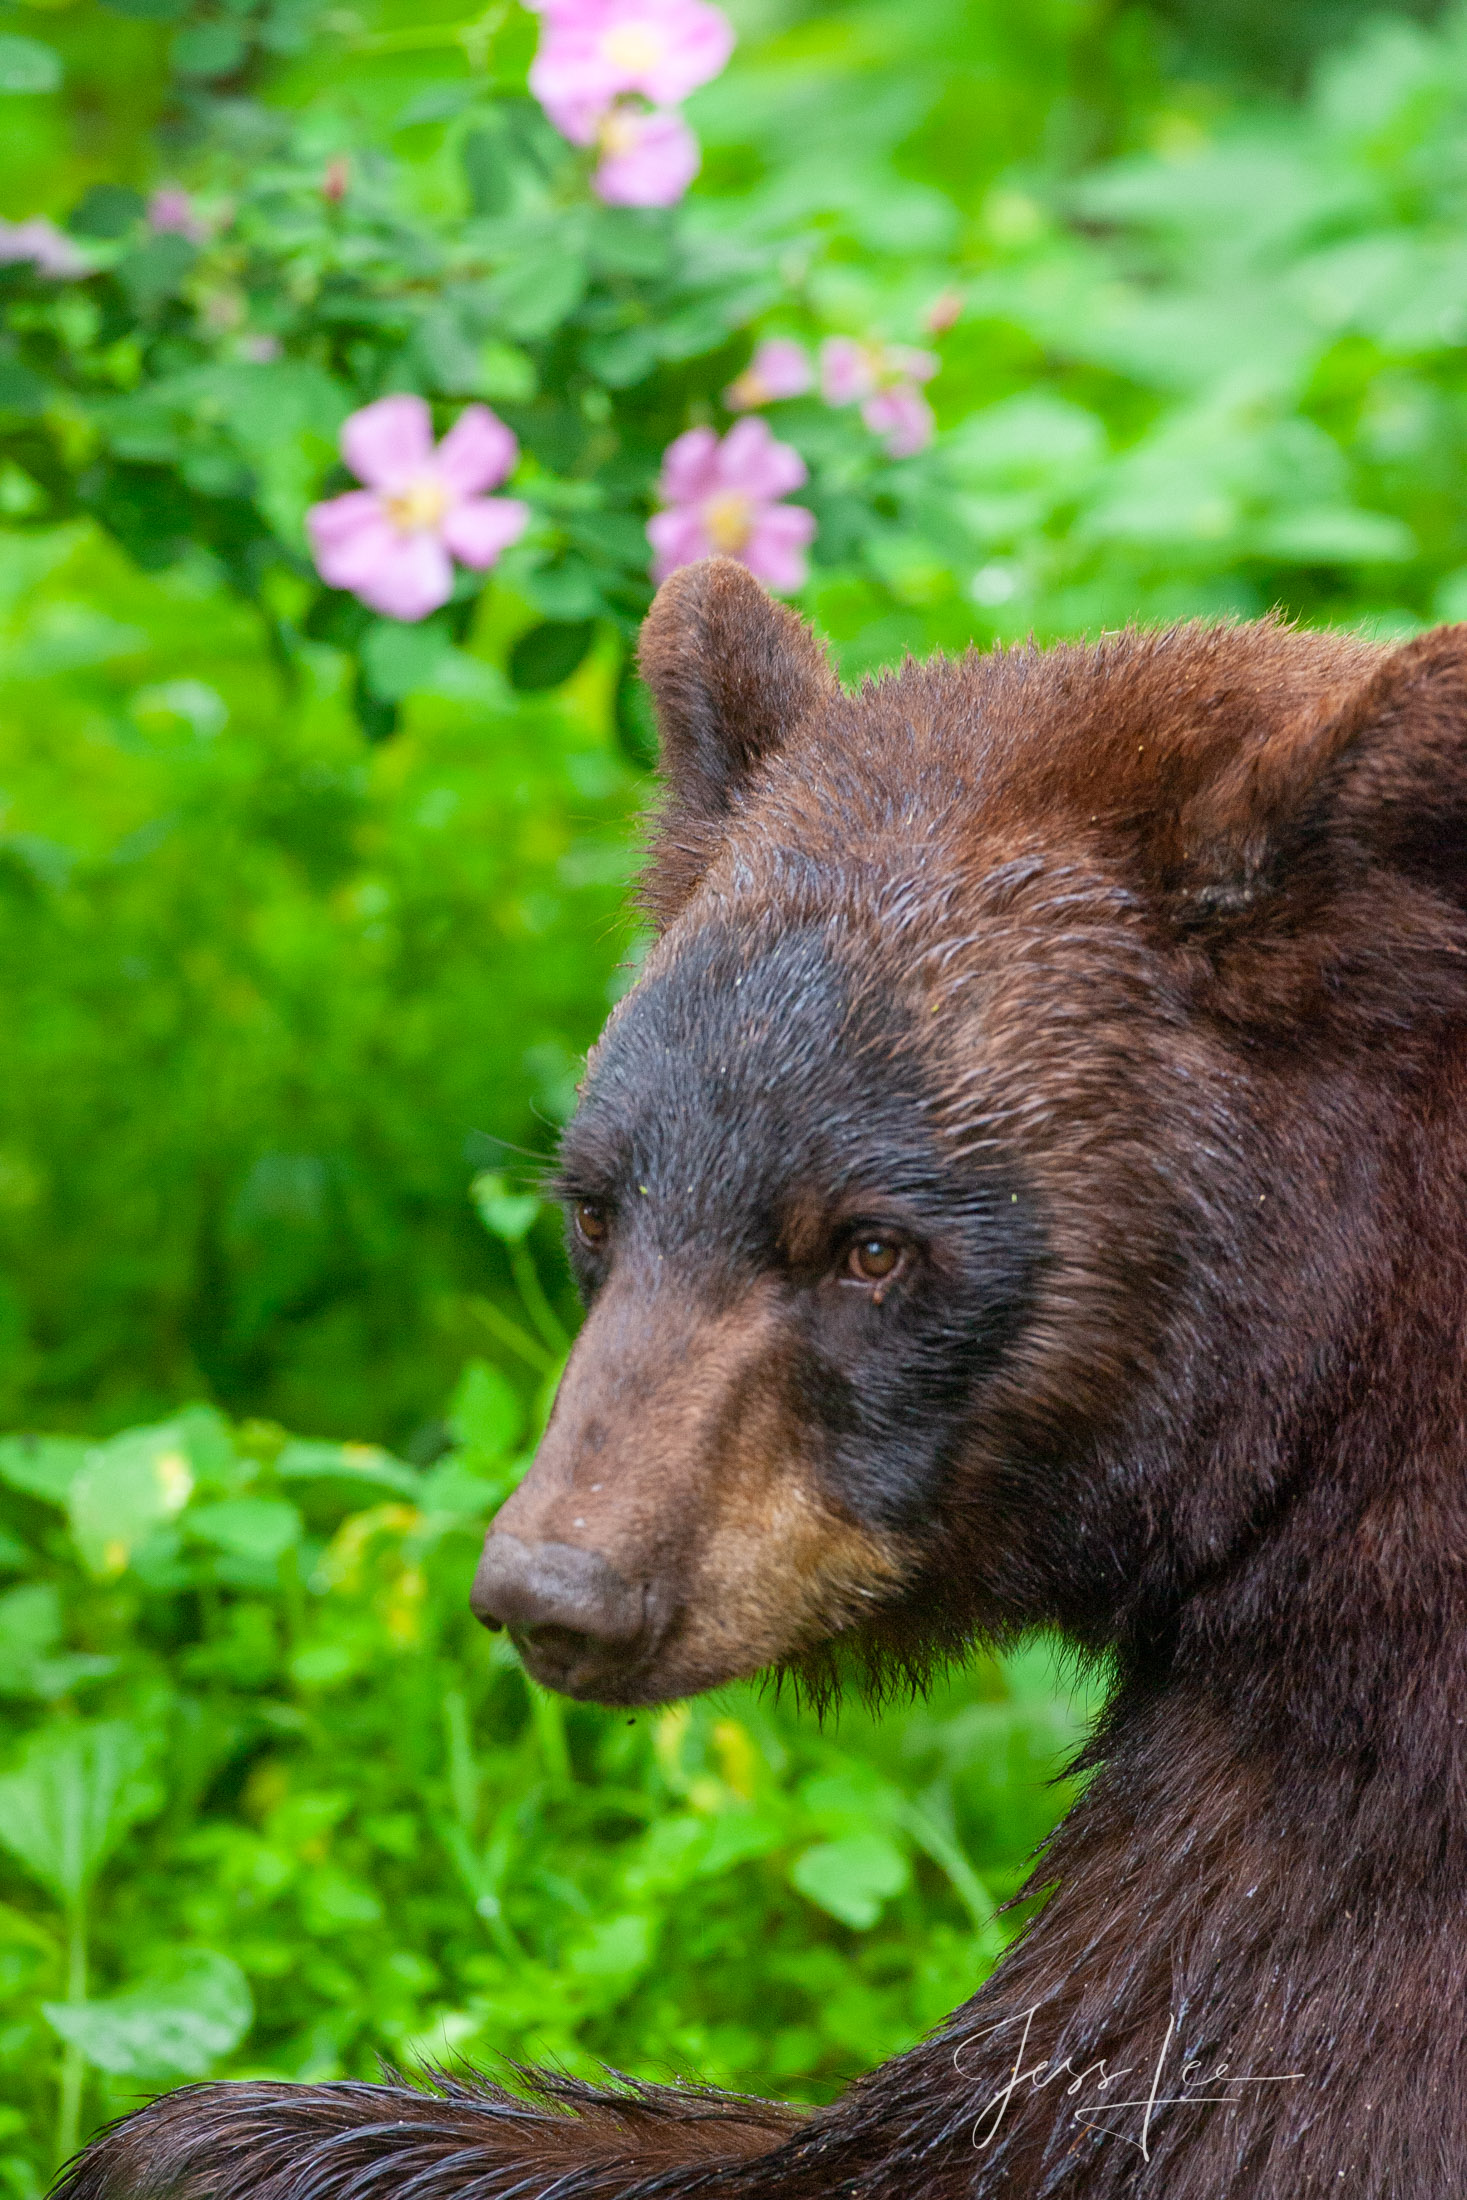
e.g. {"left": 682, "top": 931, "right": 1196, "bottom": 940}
{"left": 802, "top": 1433, "right": 1467, "bottom": 2197}
{"left": 918, "top": 1621, "right": 1467, "bottom": 2197}
{"left": 864, "top": 1453, "right": 1467, "bottom": 2197}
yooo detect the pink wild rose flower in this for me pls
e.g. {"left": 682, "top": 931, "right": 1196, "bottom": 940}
{"left": 861, "top": 381, "right": 935, "bottom": 459}
{"left": 594, "top": 103, "right": 700, "bottom": 206}
{"left": 147, "top": 185, "right": 207, "bottom": 243}
{"left": 0, "top": 217, "right": 89, "bottom": 278}
{"left": 647, "top": 417, "right": 815, "bottom": 591}
{"left": 724, "top": 338, "right": 813, "bottom": 411}
{"left": 819, "top": 336, "right": 939, "bottom": 455}
{"left": 307, "top": 395, "right": 529, "bottom": 623}
{"left": 530, "top": 0, "right": 733, "bottom": 144}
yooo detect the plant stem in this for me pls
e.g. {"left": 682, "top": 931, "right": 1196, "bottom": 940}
{"left": 443, "top": 1687, "right": 479, "bottom": 1838}
{"left": 54, "top": 1898, "right": 87, "bottom": 2171}
{"left": 470, "top": 1295, "right": 558, "bottom": 1374}
{"left": 510, "top": 1244, "right": 570, "bottom": 1357}
{"left": 528, "top": 1681, "right": 571, "bottom": 1785}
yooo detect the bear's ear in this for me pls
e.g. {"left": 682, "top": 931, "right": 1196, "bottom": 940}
{"left": 637, "top": 558, "right": 837, "bottom": 925}
{"left": 1170, "top": 624, "right": 1467, "bottom": 944}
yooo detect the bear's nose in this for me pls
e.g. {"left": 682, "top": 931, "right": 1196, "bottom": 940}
{"left": 470, "top": 1533, "right": 647, "bottom": 1687}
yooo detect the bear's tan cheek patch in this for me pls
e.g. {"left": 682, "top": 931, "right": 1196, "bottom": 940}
{"left": 675, "top": 1375, "right": 912, "bottom": 1673}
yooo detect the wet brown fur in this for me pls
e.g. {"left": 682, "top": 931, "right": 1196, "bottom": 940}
{"left": 58, "top": 563, "right": 1467, "bottom": 2195}
{"left": 489, "top": 1275, "right": 909, "bottom": 1700}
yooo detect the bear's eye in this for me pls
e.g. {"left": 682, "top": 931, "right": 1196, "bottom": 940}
{"left": 574, "top": 1200, "right": 609, "bottom": 1247}
{"left": 846, "top": 1235, "right": 903, "bottom": 1285}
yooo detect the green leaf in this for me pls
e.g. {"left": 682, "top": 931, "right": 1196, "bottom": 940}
{"left": 508, "top": 620, "right": 596, "bottom": 692}
{"left": 417, "top": 1457, "right": 510, "bottom": 1514}
{"left": 522, "top": 558, "right": 606, "bottom": 621}
{"left": 462, "top": 120, "right": 518, "bottom": 219}
{"left": 399, "top": 82, "right": 482, "bottom": 129}
{"left": 170, "top": 21, "right": 247, "bottom": 78}
{"left": 0, "top": 36, "right": 62, "bottom": 94}
{"left": 187, "top": 1498, "right": 301, "bottom": 1564}
{"left": 69, "top": 185, "right": 144, "bottom": 239}
{"left": 361, "top": 618, "right": 452, "bottom": 701}
{"left": 0, "top": 356, "right": 46, "bottom": 415}
{"left": 789, "top": 1832, "right": 910, "bottom": 1929}
{"left": 0, "top": 1720, "right": 160, "bottom": 1909}
{"left": 0, "top": 1582, "right": 109, "bottom": 1696}
{"left": 945, "top": 393, "right": 1106, "bottom": 492}
{"left": 1252, "top": 506, "right": 1415, "bottom": 564}
{"left": 200, "top": 359, "right": 351, "bottom": 540}
{"left": 0, "top": 1435, "right": 88, "bottom": 1506}
{"left": 67, "top": 1423, "right": 195, "bottom": 1579}
{"left": 615, "top": 668, "right": 659, "bottom": 769}
{"left": 470, "top": 1171, "right": 540, "bottom": 1245}
{"left": 477, "top": 341, "right": 537, "bottom": 403}
{"left": 0, "top": 1584, "right": 60, "bottom": 1687}
{"left": 580, "top": 328, "right": 660, "bottom": 388}
{"left": 485, "top": 251, "right": 587, "bottom": 340}
{"left": 43, "top": 1950, "right": 252, "bottom": 2076}
{"left": 566, "top": 1912, "right": 653, "bottom": 1989}
{"left": 586, "top": 207, "right": 674, "bottom": 279}
{"left": 115, "top": 234, "right": 196, "bottom": 317}
{"left": 448, "top": 1361, "right": 521, "bottom": 1460}
{"left": 274, "top": 1441, "right": 420, "bottom": 1498}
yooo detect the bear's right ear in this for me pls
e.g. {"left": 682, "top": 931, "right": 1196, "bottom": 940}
{"left": 636, "top": 558, "right": 837, "bottom": 926}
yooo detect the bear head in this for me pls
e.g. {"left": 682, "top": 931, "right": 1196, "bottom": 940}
{"left": 472, "top": 559, "right": 1467, "bottom": 1706}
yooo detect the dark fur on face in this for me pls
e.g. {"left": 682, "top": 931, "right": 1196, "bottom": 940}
{"left": 59, "top": 567, "right": 1467, "bottom": 2198}
{"left": 531, "top": 914, "right": 1043, "bottom": 1701}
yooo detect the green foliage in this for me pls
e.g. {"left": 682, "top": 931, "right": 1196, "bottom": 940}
{"left": 0, "top": 1373, "right": 1097, "bottom": 2186}
{"left": 6, "top": 0, "right": 1467, "bottom": 1439}
{"left": 6, "top": 1, "right": 1467, "bottom": 1440}
{"left": 5, "top": 0, "right": 1467, "bottom": 2185}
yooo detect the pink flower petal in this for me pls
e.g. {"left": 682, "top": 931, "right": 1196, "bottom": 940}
{"left": 887, "top": 344, "right": 940, "bottom": 384}
{"left": 647, "top": 505, "right": 713, "bottom": 582}
{"left": 725, "top": 337, "right": 812, "bottom": 410}
{"left": 531, "top": 0, "right": 732, "bottom": 144}
{"left": 528, "top": 66, "right": 607, "bottom": 145}
{"left": 435, "top": 406, "right": 518, "bottom": 499}
{"left": 742, "top": 501, "right": 816, "bottom": 592}
{"left": 594, "top": 105, "right": 700, "bottom": 207}
{"left": 623, "top": 0, "right": 733, "bottom": 106}
{"left": 356, "top": 534, "right": 456, "bottom": 622}
{"left": 658, "top": 425, "right": 722, "bottom": 504}
{"left": 923, "top": 289, "right": 964, "bottom": 335}
{"left": 341, "top": 394, "right": 437, "bottom": 492}
{"left": 862, "top": 383, "right": 934, "bottom": 457}
{"left": 307, "top": 491, "right": 455, "bottom": 620}
{"left": 306, "top": 491, "right": 395, "bottom": 581}
{"left": 0, "top": 217, "right": 89, "bottom": 278}
{"left": 441, "top": 495, "right": 530, "bottom": 568}
{"left": 820, "top": 336, "right": 877, "bottom": 406}
{"left": 148, "top": 185, "right": 206, "bottom": 243}
{"left": 715, "top": 415, "right": 807, "bottom": 500}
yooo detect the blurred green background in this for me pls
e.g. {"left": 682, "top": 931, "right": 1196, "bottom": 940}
{"left": 4, "top": 0, "right": 1467, "bottom": 2183}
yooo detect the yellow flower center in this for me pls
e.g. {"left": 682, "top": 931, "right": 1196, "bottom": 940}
{"left": 384, "top": 476, "right": 448, "bottom": 534}
{"left": 601, "top": 21, "right": 665, "bottom": 73}
{"left": 702, "top": 490, "right": 755, "bottom": 553}
{"left": 599, "top": 107, "right": 643, "bottom": 155}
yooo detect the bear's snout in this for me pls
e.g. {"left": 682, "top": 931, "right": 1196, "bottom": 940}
{"left": 469, "top": 1265, "right": 912, "bottom": 1703}
{"left": 469, "top": 1533, "right": 653, "bottom": 1696}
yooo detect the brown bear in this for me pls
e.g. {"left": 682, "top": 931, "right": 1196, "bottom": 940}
{"left": 61, "top": 561, "right": 1467, "bottom": 2198}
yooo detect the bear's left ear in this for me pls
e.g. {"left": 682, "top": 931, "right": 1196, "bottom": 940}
{"left": 1171, "top": 624, "right": 1467, "bottom": 939}
{"left": 637, "top": 558, "right": 837, "bottom": 926}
